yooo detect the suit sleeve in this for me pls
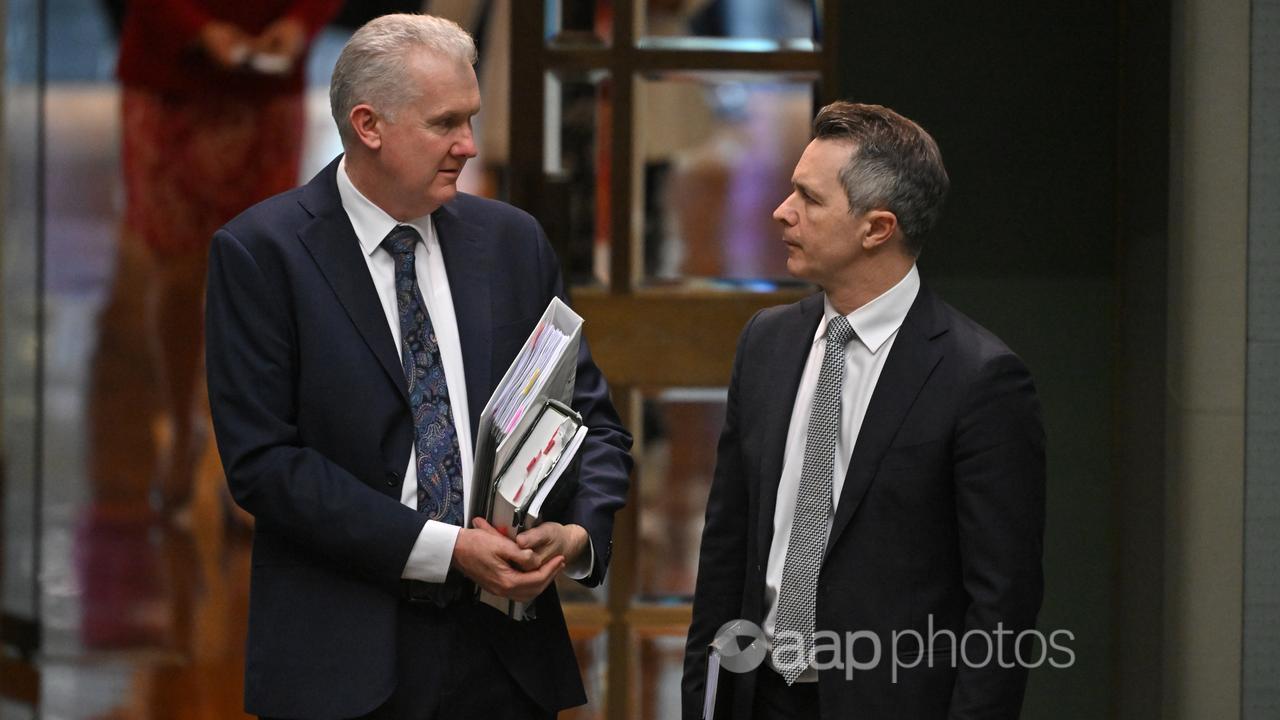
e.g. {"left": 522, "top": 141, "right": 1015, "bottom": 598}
{"left": 681, "top": 311, "right": 759, "bottom": 720}
{"left": 532, "top": 217, "right": 634, "bottom": 588}
{"left": 205, "top": 228, "right": 427, "bottom": 588}
{"left": 948, "top": 352, "right": 1047, "bottom": 719}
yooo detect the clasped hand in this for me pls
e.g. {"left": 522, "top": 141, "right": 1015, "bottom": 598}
{"left": 197, "top": 17, "right": 306, "bottom": 70}
{"left": 451, "top": 518, "right": 589, "bottom": 604}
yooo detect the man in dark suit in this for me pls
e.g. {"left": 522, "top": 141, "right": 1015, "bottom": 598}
{"left": 682, "top": 102, "right": 1045, "bottom": 719}
{"left": 205, "top": 13, "right": 632, "bottom": 720}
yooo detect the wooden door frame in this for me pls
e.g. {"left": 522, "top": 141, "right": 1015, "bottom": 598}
{"left": 508, "top": 2, "right": 837, "bottom": 717}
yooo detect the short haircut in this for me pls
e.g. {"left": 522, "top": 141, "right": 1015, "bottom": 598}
{"left": 812, "top": 102, "right": 950, "bottom": 255}
{"left": 329, "top": 13, "right": 477, "bottom": 147}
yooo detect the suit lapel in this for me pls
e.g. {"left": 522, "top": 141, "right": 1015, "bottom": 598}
{"left": 433, "top": 203, "right": 491, "bottom": 442}
{"left": 296, "top": 159, "right": 409, "bottom": 408}
{"left": 756, "top": 294, "right": 825, "bottom": 566}
{"left": 824, "top": 286, "right": 948, "bottom": 559}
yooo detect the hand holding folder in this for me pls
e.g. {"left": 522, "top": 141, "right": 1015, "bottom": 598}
{"left": 469, "top": 298, "right": 590, "bottom": 620}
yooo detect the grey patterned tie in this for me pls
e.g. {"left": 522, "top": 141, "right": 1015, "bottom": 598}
{"left": 772, "top": 314, "right": 856, "bottom": 684}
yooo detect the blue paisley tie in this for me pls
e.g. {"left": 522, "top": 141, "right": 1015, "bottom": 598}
{"left": 381, "top": 225, "right": 464, "bottom": 525}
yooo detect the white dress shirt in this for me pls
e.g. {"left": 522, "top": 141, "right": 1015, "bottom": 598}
{"left": 337, "top": 159, "right": 473, "bottom": 583}
{"left": 762, "top": 265, "right": 921, "bottom": 680}
{"left": 337, "top": 159, "right": 592, "bottom": 583}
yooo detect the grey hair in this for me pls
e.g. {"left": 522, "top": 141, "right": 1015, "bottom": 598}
{"left": 812, "top": 102, "right": 950, "bottom": 256}
{"left": 330, "top": 13, "right": 477, "bottom": 147}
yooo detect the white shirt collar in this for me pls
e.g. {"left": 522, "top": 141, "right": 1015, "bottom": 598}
{"left": 336, "top": 156, "right": 437, "bottom": 256}
{"left": 817, "top": 264, "right": 921, "bottom": 354}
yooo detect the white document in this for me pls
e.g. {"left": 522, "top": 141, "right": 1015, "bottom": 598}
{"left": 488, "top": 402, "right": 581, "bottom": 534}
{"left": 703, "top": 646, "right": 722, "bottom": 720}
{"left": 526, "top": 424, "right": 588, "bottom": 522}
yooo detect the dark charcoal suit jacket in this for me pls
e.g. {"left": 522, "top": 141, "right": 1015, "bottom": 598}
{"left": 682, "top": 286, "right": 1045, "bottom": 720}
{"left": 205, "top": 157, "right": 632, "bottom": 719}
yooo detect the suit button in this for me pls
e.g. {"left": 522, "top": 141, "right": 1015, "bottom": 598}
{"left": 385, "top": 471, "right": 400, "bottom": 487}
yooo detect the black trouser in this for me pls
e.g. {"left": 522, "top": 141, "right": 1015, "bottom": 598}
{"left": 265, "top": 600, "right": 552, "bottom": 720}
{"left": 753, "top": 667, "right": 820, "bottom": 720}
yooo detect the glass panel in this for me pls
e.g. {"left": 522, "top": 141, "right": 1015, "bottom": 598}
{"left": 547, "top": 0, "right": 612, "bottom": 47}
{"left": 0, "top": 699, "right": 34, "bottom": 720}
{"left": 632, "top": 631, "right": 687, "bottom": 720}
{"left": 563, "top": 628, "right": 609, "bottom": 720}
{"left": 300, "top": 26, "right": 352, "bottom": 182}
{"left": 637, "top": 73, "right": 815, "bottom": 287}
{"left": 547, "top": 70, "right": 613, "bottom": 289}
{"left": 635, "top": 389, "right": 726, "bottom": 601}
{"left": 42, "top": 62, "right": 124, "bottom": 661}
{"left": 2, "top": 0, "right": 42, "bottom": 634}
{"left": 642, "top": 0, "right": 820, "bottom": 47}
{"left": 24, "top": 0, "right": 353, "bottom": 715}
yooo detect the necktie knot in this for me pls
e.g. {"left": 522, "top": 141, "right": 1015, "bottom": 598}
{"left": 381, "top": 225, "right": 420, "bottom": 258}
{"left": 826, "top": 315, "right": 855, "bottom": 348}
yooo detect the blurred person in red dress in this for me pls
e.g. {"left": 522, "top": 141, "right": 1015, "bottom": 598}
{"left": 79, "top": 0, "right": 340, "bottom": 649}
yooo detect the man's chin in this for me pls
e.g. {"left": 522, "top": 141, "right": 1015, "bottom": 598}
{"left": 785, "top": 257, "right": 811, "bottom": 282}
{"left": 429, "top": 185, "right": 459, "bottom": 208}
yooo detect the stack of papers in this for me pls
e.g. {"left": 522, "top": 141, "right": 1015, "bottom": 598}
{"left": 489, "top": 321, "right": 572, "bottom": 441}
{"left": 471, "top": 297, "right": 584, "bottom": 513}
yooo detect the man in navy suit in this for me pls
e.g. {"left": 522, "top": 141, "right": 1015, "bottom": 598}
{"left": 205, "top": 13, "right": 632, "bottom": 720}
{"left": 682, "top": 103, "right": 1045, "bottom": 719}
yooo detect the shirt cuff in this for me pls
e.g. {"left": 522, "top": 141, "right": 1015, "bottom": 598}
{"left": 563, "top": 535, "right": 595, "bottom": 580}
{"left": 400, "top": 520, "right": 460, "bottom": 583}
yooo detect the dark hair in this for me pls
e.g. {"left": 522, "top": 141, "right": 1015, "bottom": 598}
{"left": 812, "top": 102, "right": 950, "bottom": 255}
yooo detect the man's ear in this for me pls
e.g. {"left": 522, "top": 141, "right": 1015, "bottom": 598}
{"left": 348, "top": 104, "right": 383, "bottom": 150}
{"left": 862, "top": 209, "right": 900, "bottom": 251}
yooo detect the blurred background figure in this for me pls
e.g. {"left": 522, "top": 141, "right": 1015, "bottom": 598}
{"left": 79, "top": 0, "right": 341, "bottom": 651}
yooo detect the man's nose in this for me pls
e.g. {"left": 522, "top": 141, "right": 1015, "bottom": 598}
{"left": 773, "top": 197, "right": 796, "bottom": 225}
{"left": 454, "top": 125, "right": 478, "bottom": 158}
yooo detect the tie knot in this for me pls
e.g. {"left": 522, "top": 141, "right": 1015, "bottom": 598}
{"left": 381, "top": 225, "right": 421, "bottom": 258}
{"left": 826, "top": 315, "right": 855, "bottom": 348}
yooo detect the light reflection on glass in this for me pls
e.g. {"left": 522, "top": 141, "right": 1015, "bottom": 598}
{"left": 547, "top": 71, "right": 613, "bottom": 288}
{"left": 642, "top": 0, "right": 820, "bottom": 43}
{"left": 547, "top": 0, "right": 612, "bottom": 46}
{"left": 636, "top": 389, "right": 727, "bottom": 601}
{"left": 633, "top": 632, "right": 687, "bottom": 720}
{"left": 563, "top": 629, "right": 609, "bottom": 720}
{"left": 638, "top": 74, "right": 814, "bottom": 285}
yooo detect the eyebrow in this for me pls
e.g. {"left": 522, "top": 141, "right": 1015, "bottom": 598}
{"left": 793, "top": 180, "right": 820, "bottom": 200}
{"left": 427, "top": 107, "right": 480, "bottom": 125}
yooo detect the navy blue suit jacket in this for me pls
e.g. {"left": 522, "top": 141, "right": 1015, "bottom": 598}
{"left": 682, "top": 288, "right": 1045, "bottom": 720}
{"left": 206, "top": 157, "right": 632, "bottom": 719}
